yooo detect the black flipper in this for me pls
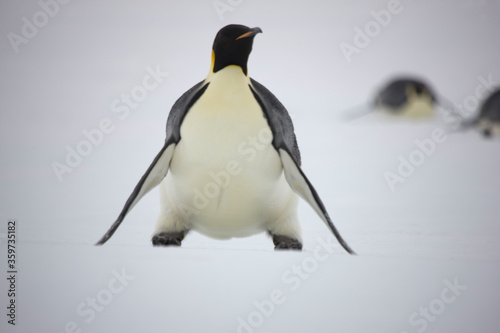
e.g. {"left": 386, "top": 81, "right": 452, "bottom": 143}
{"left": 96, "top": 81, "right": 209, "bottom": 245}
{"left": 95, "top": 144, "right": 175, "bottom": 245}
{"left": 249, "top": 78, "right": 356, "bottom": 255}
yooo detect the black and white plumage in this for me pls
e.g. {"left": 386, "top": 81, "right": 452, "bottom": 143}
{"left": 461, "top": 89, "right": 500, "bottom": 138}
{"left": 344, "top": 76, "right": 440, "bottom": 121}
{"left": 374, "top": 78, "right": 437, "bottom": 117}
{"left": 96, "top": 24, "right": 355, "bottom": 254}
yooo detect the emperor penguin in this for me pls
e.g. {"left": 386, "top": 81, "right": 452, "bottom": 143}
{"left": 373, "top": 77, "right": 437, "bottom": 119}
{"left": 344, "top": 76, "right": 439, "bottom": 121}
{"left": 460, "top": 88, "right": 500, "bottom": 138}
{"left": 96, "top": 24, "right": 355, "bottom": 254}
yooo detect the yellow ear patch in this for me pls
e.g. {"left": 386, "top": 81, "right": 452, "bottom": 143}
{"left": 210, "top": 50, "right": 215, "bottom": 73}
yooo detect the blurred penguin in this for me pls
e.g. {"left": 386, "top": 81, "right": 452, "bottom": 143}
{"left": 344, "top": 76, "right": 441, "bottom": 121}
{"left": 460, "top": 88, "right": 500, "bottom": 138}
{"left": 374, "top": 78, "right": 437, "bottom": 119}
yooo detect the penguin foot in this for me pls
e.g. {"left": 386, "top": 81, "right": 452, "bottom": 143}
{"left": 483, "top": 128, "right": 492, "bottom": 138}
{"left": 152, "top": 231, "right": 187, "bottom": 247}
{"left": 271, "top": 234, "right": 302, "bottom": 251}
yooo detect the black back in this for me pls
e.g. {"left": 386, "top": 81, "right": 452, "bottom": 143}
{"left": 375, "top": 78, "right": 437, "bottom": 110}
{"left": 250, "top": 78, "right": 301, "bottom": 166}
{"left": 479, "top": 89, "right": 500, "bottom": 122}
{"left": 165, "top": 80, "right": 209, "bottom": 146}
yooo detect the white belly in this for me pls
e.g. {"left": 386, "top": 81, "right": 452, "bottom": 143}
{"left": 380, "top": 95, "right": 435, "bottom": 119}
{"left": 160, "top": 66, "right": 296, "bottom": 238}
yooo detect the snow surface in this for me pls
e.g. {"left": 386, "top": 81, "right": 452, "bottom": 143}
{"left": 1, "top": 0, "right": 500, "bottom": 332}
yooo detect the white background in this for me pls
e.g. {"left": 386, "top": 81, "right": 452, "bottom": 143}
{"left": 1, "top": 0, "right": 499, "bottom": 332}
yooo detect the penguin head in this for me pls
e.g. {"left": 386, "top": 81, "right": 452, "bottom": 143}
{"left": 211, "top": 24, "right": 262, "bottom": 76}
{"left": 375, "top": 78, "right": 436, "bottom": 110}
{"left": 407, "top": 81, "right": 435, "bottom": 103}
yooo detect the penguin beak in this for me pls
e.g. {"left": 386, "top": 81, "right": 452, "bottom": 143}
{"left": 236, "top": 27, "right": 263, "bottom": 40}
